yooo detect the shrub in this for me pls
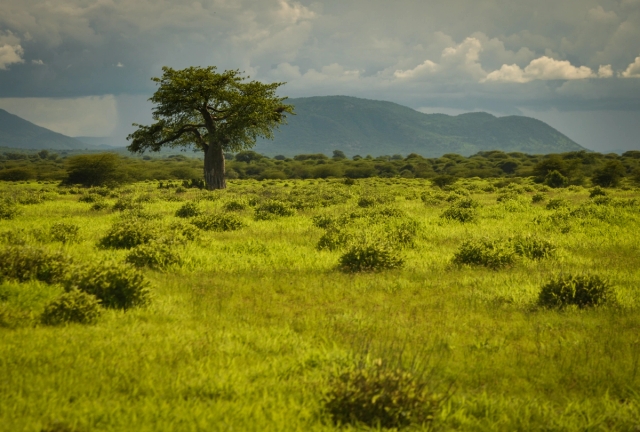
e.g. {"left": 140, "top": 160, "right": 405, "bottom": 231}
{"left": 65, "top": 262, "right": 151, "bottom": 309}
{"left": 169, "top": 221, "right": 200, "bottom": 242}
{"left": 591, "top": 160, "right": 625, "bottom": 188}
{"left": 0, "top": 246, "right": 70, "bottom": 283}
{"left": 324, "top": 359, "right": 438, "bottom": 429}
{"left": 339, "top": 240, "right": 403, "bottom": 272}
{"left": 40, "top": 289, "right": 102, "bottom": 326}
{"left": 511, "top": 235, "right": 556, "bottom": 260}
{"left": 0, "top": 201, "right": 19, "bottom": 220}
{"left": 546, "top": 198, "right": 569, "bottom": 210}
{"left": 317, "top": 228, "right": 352, "bottom": 251}
{"left": 538, "top": 274, "right": 612, "bottom": 308}
{"left": 440, "top": 200, "right": 479, "bottom": 223}
{"left": 223, "top": 200, "right": 247, "bottom": 211}
{"left": 175, "top": 201, "right": 202, "bottom": 218}
{"left": 544, "top": 170, "right": 569, "bottom": 188}
{"left": 50, "top": 222, "right": 81, "bottom": 244}
{"left": 90, "top": 201, "right": 110, "bottom": 211}
{"left": 531, "top": 193, "right": 546, "bottom": 203}
{"left": 589, "top": 186, "right": 608, "bottom": 198}
{"left": 191, "top": 213, "right": 245, "bottom": 231}
{"left": 387, "top": 220, "right": 421, "bottom": 248}
{"left": 98, "top": 219, "right": 157, "bottom": 249}
{"left": 78, "top": 194, "right": 101, "bottom": 203}
{"left": 125, "top": 242, "right": 182, "bottom": 269}
{"left": 452, "top": 238, "right": 516, "bottom": 269}
{"left": 112, "top": 197, "right": 141, "bottom": 212}
{"left": 254, "top": 200, "right": 295, "bottom": 220}
{"left": 431, "top": 175, "right": 457, "bottom": 188}
{"left": 64, "top": 153, "right": 125, "bottom": 187}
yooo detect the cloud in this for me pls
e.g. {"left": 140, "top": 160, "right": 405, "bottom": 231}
{"left": 620, "top": 56, "right": 640, "bottom": 77}
{"left": 31, "top": 59, "right": 44, "bottom": 65}
{"left": 485, "top": 56, "right": 602, "bottom": 83}
{"left": 394, "top": 37, "right": 485, "bottom": 80}
{"left": 0, "top": 31, "right": 24, "bottom": 70}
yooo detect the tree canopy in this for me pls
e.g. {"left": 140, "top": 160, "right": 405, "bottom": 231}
{"left": 127, "top": 66, "right": 293, "bottom": 189}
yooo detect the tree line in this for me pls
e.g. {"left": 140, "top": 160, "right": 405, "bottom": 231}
{"left": 1, "top": 149, "right": 639, "bottom": 188}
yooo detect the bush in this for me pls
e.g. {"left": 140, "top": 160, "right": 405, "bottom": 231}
{"left": 339, "top": 240, "right": 403, "bottom": 272}
{"left": 125, "top": 242, "right": 182, "bottom": 269}
{"left": 191, "top": 213, "right": 245, "bottom": 231}
{"left": 175, "top": 201, "right": 202, "bottom": 218}
{"left": 50, "top": 222, "right": 81, "bottom": 244}
{"left": 40, "top": 289, "right": 102, "bottom": 326}
{"left": 223, "top": 200, "right": 247, "bottom": 211}
{"left": 78, "top": 194, "right": 101, "bottom": 203}
{"left": 544, "top": 170, "right": 569, "bottom": 188}
{"left": 0, "top": 167, "right": 35, "bottom": 181}
{"left": 0, "top": 201, "right": 19, "bottom": 220}
{"left": 538, "top": 274, "right": 612, "bottom": 308}
{"left": 387, "top": 220, "right": 421, "bottom": 248}
{"left": 65, "top": 262, "right": 151, "bottom": 309}
{"left": 511, "top": 235, "right": 556, "bottom": 260}
{"left": 0, "top": 246, "right": 70, "bottom": 283}
{"left": 317, "top": 228, "right": 352, "bottom": 251}
{"left": 64, "top": 153, "right": 125, "bottom": 187}
{"left": 546, "top": 198, "right": 569, "bottom": 210}
{"left": 589, "top": 186, "right": 608, "bottom": 198}
{"left": 591, "top": 160, "right": 625, "bottom": 188}
{"left": 98, "top": 219, "right": 157, "bottom": 249}
{"left": 112, "top": 196, "right": 141, "bottom": 212}
{"left": 440, "top": 204, "right": 478, "bottom": 223}
{"left": 90, "top": 201, "right": 110, "bottom": 211}
{"left": 431, "top": 175, "right": 457, "bottom": 188}
{"left": 324, "top": 359, "right": 438, "bottom": 429}
{"left": 452, "top": 238, "right": 516, "bottom": 269}
{"left": 531, "top": 193, "right": 546, "bottom": 203}
{"left": 254, "top": 200, "right": 295, "bottom": 220}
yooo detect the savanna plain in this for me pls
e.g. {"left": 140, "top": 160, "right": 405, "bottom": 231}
{"left": 1, "top": 176, "right": 640, "bottom": 431}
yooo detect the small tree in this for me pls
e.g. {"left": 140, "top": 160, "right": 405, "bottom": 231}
{"left": 127, "top": 66, "right": 294, "bottom": 190}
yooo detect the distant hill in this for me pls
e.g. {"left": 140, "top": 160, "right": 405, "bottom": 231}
{"left": 254, "top": 96, "right": 586, "bottom": 157}
{"left": 0, "top": 109, "right": 90, "bottom": 150}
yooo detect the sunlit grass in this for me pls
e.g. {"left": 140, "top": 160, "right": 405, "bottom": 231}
{"left": 1, "top": 178, "right": 639, "bottom": 430}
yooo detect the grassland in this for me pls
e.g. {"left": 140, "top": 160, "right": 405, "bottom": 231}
{"left": 1, "top": 177, "right": 640, "bottom": 431}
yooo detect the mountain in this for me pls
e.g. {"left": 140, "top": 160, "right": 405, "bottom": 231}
{"left": 0, "top": 109, "right": 88, "bottom": 150}
{"left": 253, "top": 96, "right": 586, "bottom": 157}
{"left": 74, "top": 136, "right": 125, "bottom": 149}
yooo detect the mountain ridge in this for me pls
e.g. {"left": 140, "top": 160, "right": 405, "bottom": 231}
{"left": 0, "top": 108, "right": 90, "bottom": 150}
{"left": 254, "top": 96, "right": 586, "bottom": 157}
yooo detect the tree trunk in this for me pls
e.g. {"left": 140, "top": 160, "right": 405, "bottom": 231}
{"left": 204, "top": 142, "right": 226, "bottom": 190}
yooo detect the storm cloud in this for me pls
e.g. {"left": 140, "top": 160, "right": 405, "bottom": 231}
{"left": 0, "top": 0, "right": 639, "bottom": 151}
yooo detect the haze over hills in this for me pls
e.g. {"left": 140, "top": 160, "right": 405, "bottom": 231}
{"left": 0, "top": 109, "right": 89, "bottom": 150}
{"left": 0, "top": 97, "right": 587, "bottom": 157}
{"left": 254, "top": 96, "right": 586, "bottom": 157}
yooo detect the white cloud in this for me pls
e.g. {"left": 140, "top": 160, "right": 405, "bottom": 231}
{"left": 485, "top": 56, "right": 598, "bottom": 83}
{"left": 620, "top": 56, "right": 640, "bottom": 77}
{"left": 31, "top": 59, "right": 44, "bottom": 65}
{"left": 116, "top": 62, "right": 124, "bottom": 67}
{"left": 598, "top": 64, "right": 613, "bottom": 78}
{"left": 394, "top": 37, "right": 485, "bottom": 80}
{"left": 0, "top": 31, "right": 24, "bottom": 70}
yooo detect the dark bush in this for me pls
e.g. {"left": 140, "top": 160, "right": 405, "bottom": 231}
{"left": 538, "top": 274, "right": 612, "bottom": 308}
{"left": 440, "top": 200, "right": 479, "bottom": 223}
{"left": 544, "top": 170, "right": 569, "bottom": 188}
{"left": 175, "top": 201, "right": 202, "bottom": 218}
{"left": 98, "top": 219, "right": 157, "bottom": 249}
{"left": 0, "top": 246, "right": 70, "bottom": 283}
{"left": 64, "top": 153, "right": 125, "bottom": 186}
{"left": 531, "top": 193, "right": 546, "bottom": 203}
{"left": 589, "top": 186, "right": 607, "bottom": 198}
{"left": 324, "top": 359, "right": 438, "bottom": 429}
{"left": 191, "top": 213, "right": 245, "bottom": 231}
{"left": 545, "top": 198, "right": 569, "bottom": 210}
{"left": 591, "top": 160, "right": 625, "bottom": 188}
{"left": 65, "top": 262, "right": 152, "bottom": 309}
{"left": 339, "top": 241, "right": 403, "bottom": 272}
{"left": 41, "top": 289, "right": 102, "bottom": 326}
{"left": 0, "top": 168, "right": 36, "bottom": 181}
{"left": 452, "top": 238, "right": 515, "bottom": 269}
{"left": 431, "top": 175, "right": 457, "bottom": 188}
{"left": 223, "top": 200, "right": 247, "bottom": 211}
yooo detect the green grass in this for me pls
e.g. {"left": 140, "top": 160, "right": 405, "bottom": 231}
{"left": 1, "top": 178, "right": 640, "bottom": 431}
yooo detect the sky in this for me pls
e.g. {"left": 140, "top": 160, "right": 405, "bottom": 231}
{"left": 0, "top": 0, "right": 639, "bottom": 153}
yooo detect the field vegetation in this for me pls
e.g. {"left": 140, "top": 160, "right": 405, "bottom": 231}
{"left": 1, "top": 161, "right": 640, "bottom": 430}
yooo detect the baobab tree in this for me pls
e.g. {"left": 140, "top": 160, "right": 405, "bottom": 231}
{"left": 127, "top": 66, "right": 293, "bottom": 189}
